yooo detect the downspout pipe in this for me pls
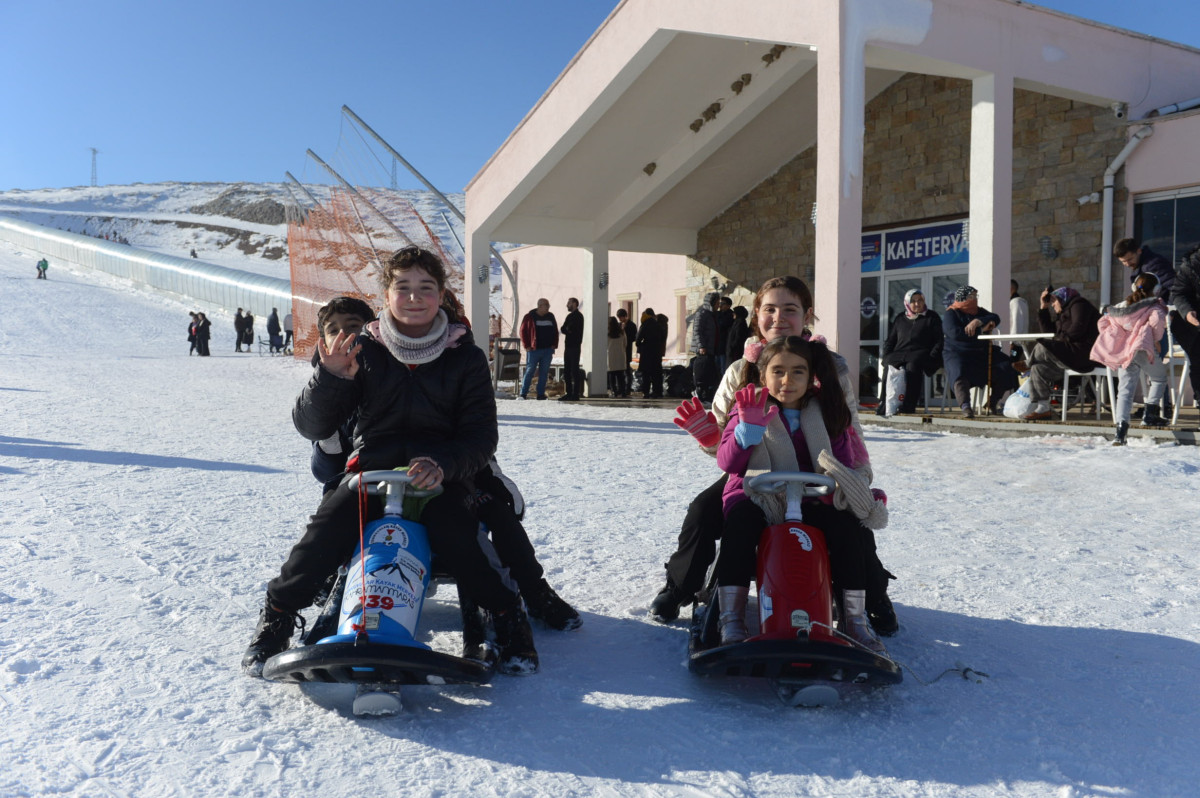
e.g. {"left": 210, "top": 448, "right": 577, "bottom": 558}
{"left": 1101, "top": 125, "right": 1154, "bottom": 307}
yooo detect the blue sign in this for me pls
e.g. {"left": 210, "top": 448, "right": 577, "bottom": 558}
{"left": 861, "top": 220, "right": 969, "bottom": 273}
{"left": 861, "top": 234, "right": 882, "bottom": 273}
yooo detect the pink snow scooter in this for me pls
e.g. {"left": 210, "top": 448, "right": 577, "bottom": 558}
{"left": 688, "top": 471, "right": 902, "bottom": 706}
{"left": 262, "top": 471, "right": 493, "bottom": 716}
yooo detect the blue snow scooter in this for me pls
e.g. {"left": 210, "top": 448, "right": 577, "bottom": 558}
{"left": 262, "top": 470, "right": 493, "bottom": 715}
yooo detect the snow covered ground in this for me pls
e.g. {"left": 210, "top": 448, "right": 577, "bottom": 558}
{"left": 2, "top": 241, "right": 1199, "bottom": 798}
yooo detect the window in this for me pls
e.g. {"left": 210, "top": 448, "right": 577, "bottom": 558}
{"left": 1133, "top": 188, "right": 1200, "bottom": 265}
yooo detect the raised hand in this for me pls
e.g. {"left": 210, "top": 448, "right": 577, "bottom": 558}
{"left": 317, "top": 331, "right": 362, "bottom": 379}
{"left": 734, "top": 385, "right": 778, "bottom": 428}
{"left": 672, "top": 397, "right": 721, "bottom": 447}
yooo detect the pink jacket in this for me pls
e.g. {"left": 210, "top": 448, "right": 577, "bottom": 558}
{"left": 1089, "top": 297, "right": 1167, "bottom": 371}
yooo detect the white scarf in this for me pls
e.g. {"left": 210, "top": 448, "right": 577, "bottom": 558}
{"left": 376, "top": 309, "right": 450, "bottom": 365}
{"left": 744, "top": 404, "right": 832, "bottom": 525}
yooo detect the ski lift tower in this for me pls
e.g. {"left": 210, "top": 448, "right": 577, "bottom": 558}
{"left": 89, "top": 148, "right": 99, "bottom": 187}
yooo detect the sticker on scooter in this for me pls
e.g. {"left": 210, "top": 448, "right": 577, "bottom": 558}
{"left": 788, "top": 527, "right": 813, "bottom": 551}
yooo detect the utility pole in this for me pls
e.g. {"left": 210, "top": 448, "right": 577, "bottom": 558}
{"left": 89, "top": 148, "right": 99, "bottom": 186}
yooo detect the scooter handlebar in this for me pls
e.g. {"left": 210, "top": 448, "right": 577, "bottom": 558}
{"left": 346, "top": 470, "right": 444, "bottom": 499}
{"left": 744, "top": 470, "right": 835, "bottom": 498}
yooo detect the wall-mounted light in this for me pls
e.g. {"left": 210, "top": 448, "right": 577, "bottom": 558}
{"left": 810, "top": 202, "right": 818, "bottom": 224}
{"left": 477, "top": 261, "right": 488, "bottom": 283}
{"left": 599, "top": 272, "right": 609, "bottom": 289}
{"left": 1038, "top": 236, "right": 1058, "bottom": 259}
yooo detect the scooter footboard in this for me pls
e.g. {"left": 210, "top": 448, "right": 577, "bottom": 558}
{"left": 263, "top": 641, "right": 493, "bottom": 686}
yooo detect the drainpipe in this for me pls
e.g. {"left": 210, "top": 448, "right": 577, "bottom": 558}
{"left": 1101, "top": 125, "right": 1153, "bottom": 306}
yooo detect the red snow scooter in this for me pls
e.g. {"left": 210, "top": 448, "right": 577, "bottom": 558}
{"left": 688, "top": 471, "right": 902, "bottom": 707}
{"left": 262, "top": 471, "right": 493, "bottom": 716}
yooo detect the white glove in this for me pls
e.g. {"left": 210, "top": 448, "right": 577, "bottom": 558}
{"left": 817, "top": 449, "right": 888, "bottom": 529}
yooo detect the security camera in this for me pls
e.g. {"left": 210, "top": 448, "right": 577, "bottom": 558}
{"left": 1111, "top": 102, "right": 1128, "bottom": 120}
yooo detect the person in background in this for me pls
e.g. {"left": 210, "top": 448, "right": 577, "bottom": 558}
{"left": 234, "top": 309, "right": 247, "bottom": 353}
{"left": 725, "top": 305, "right": 751, "bottom": 367}
{"left": 1089, "top": 273, "right": 1170, "bottom": 444}
{"left": 1115, "top": 237, "right": 1175, "bottom": 298}
{"left": 35, "top": 258, "right": 49, "bottom": 279}
{"left": 606, "top": 316, "right": 628, "bottom": 397}
{"left": 689, "top": 293, "right": 720, "bottom": 402}
{"left": 283, "top": 311, "right": 294, "bottom": 352}
{"left": 518, "top": 299, "right": 558, "bottom": 400}
{"left": 1007, "top": 279, "right": 1030, "bottom": 359}
{"left": 267, "top": 308, "right": 283, "bottom": 354}
{"left": 188, "top": 312, "right": 199, "bottom": 356}
{"left": 559, "top": 297, "right": 584, "bottom": 401}
{"left": 243, "top": 310, "right": 256, "bottom": 353}
{"left": 617, "top": 308, "right": 638, "bottom": 389}
{"left": 941, "top": 286, "right": 1012, "bottom": 418}
{"left": 1018, "top": 286, "right": 1102, "bottom": 421}
{"left": 195, "top": 312, "right": 211, "bottom": 357}
{"left": 1170, "top": 245, "right": 1200, "bottom": 412}
{"left": 636, "top": 309, "right": 664, "bottom": 399}
{"left": 715, "top": 296, "right": 734, "bottom": 376}
{"left": 877, "top": 288, "right": 943, "bottom": 416}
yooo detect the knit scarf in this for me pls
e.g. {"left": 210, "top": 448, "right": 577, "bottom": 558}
{"left": 744, "top": 403, "right": 833, "bottom": 525}
{"left": 374, "top": 308, "right": 451, "bottom": 365}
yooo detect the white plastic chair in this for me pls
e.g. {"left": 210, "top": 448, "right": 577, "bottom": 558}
{"left": 1061, "top": 366, "right": 1110, "bottom": 422}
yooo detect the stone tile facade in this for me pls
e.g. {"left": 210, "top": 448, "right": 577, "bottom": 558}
{"left": 689, "top": 72, "right": 1129, "bottom": 314}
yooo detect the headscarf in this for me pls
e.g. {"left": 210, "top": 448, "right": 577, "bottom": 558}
{"left": 949, "top": 285, "right": 979, "bottom": 313}
{"left": 1051, "top": 286, "right": 1078, "bottom": 307}
{"left": 903, "top": 289, "right": 924, "bottom": 319}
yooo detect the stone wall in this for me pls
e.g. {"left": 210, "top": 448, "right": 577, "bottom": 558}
{"left": 689, "top": 72, "right": 1129, "bottom": 313}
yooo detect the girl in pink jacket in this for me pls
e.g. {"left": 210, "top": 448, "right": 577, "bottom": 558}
{"left": 714, "top": 336, "right": 887, "bottom": 652}
{"left": 1089, "top": 273, "right": 1169, "bottom": 444}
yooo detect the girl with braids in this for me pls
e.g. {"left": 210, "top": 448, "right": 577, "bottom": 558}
{"left": 713, "top": 336, "right": 887, "bottom": 651}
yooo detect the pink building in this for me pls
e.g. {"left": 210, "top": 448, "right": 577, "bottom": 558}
{"left": 462, "top": 0, "right": 1200, "bottom": 398}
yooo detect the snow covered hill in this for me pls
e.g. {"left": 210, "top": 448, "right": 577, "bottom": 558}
{"left": 0, "top": 182, "right": 466, "bottom": 280}
{"left": 2, "top": 237, "right": 1199, "bottom": 797}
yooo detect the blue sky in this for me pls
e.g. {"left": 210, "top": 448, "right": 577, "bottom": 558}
{"left": 0, "top": 0, "right": 1195, "bottom": 193}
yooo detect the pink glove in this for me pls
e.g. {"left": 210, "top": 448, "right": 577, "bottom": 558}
{"left": 734, "top": 385, "right": 779, "bottom": 428}
{"left": 673, "top": 397, "right": 721, "bottom": 447}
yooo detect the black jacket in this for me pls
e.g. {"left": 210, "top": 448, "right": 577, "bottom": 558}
{"left": 1171, "top": 257, "right": 1200, "bottom": 322}
{"left": 883, "top": 310, "right": 943, "bottom": 375}
{"left": 635, "top": 317, "right": 663, "bottom": 357}
{"left": 560, "top": 309, "right": 584, "bottom": 350}
{"left": 292, "top": 326, "right": 497, "bottom": 484}
{"left": 1036, "top": 294, "right": 1102, "bottom": 372}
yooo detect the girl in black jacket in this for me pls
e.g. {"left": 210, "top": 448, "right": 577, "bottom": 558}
{"left": 244, "top": 248, "right": 538, "bottom": 677}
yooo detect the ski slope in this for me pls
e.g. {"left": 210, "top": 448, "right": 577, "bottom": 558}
{"left": 2, "top": 242, "right": 1198, "bottom": 797}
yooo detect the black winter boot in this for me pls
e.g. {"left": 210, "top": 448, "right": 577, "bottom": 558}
{"left": 523, "top": 579, "right": 582, "bottom": 631}
{"left": 1141, "top": 405, "right": 1168, "bottom": 428}
{"left": 458, "top": 588, "right": 498, "bottom": 668}
{"left": 866, "top": 568, "right": 899, "bottom": 637}
{"left": 650, "top": 577, "right": 688, "bottom": 623}
{"left": 242, "top": 602, "right": 303, "bottom": 677}
{"left": 1113, "top": 421, "right": 1130, "bottom": 446}
{"left": 491, "top": 606, "right": 539, "bottom": 676}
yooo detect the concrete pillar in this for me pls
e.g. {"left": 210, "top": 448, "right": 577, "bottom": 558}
{"left": 969, "top": 72, "right": 1014, "bottom": 322}
{"left": 582, "top": 246, "right": 609, "bottom": 397}
{"left": 814, "top": 3, "right": 865, "bottom": 396}
{"left": 463, "top": 228, "right": 492, "bottom": 343}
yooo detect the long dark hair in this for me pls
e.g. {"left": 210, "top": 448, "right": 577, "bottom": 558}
{"left": 1125, "top": 272, "right": 1159, "bottom": 306}
{"left": 740, "top": 335, "right": 851, "bottom": 439}
{"left": 607, "top": 316, "right": 622, "bottom": 338}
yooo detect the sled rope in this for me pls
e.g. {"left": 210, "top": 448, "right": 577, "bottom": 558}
{"left": 810, "top": 621, "right": 989, "bottom": 686}
{"left": 352, "top": 476, "right": 370, "bottom": 640}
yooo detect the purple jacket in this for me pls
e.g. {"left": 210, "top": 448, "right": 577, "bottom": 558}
{"left": 716, "top": 405, "right": 859, "bottom": 516}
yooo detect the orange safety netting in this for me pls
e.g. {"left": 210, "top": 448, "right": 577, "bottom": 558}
{"left": 287, "top": 186, "right": 462, "bottom": 360}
